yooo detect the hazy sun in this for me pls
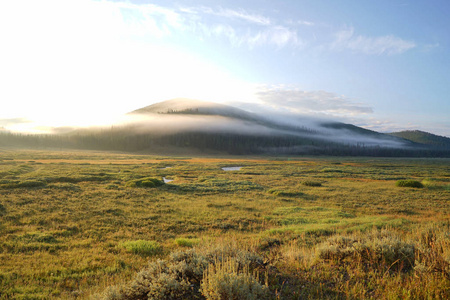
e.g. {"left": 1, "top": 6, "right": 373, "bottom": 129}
{"left": 0, "top": 0, "right": 258, "bottom": 132}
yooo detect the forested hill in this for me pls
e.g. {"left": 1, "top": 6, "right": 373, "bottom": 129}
{"left": 1, "top": 99, "right": 449, "bottom": 157}
{"left": 388, "top": 130, "right": 450, "bottom": 148}
{"left": 129, "top": 98, "right": 258, "bottom": 121}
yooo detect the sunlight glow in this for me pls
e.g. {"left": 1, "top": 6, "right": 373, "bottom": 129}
{"left": 0, "top": 0, "right": 257, "bottom": 132}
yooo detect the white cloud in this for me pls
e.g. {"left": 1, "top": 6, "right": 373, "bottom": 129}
{"left": 248, "top": 26, "right": 301, "bottom": 48}
{"left": 198, "top": 24, "right": 302, "bottom": 49}
{"left": 177, "top": 6, "right": 302, "bottom": 48}
{"left": 192, "top": 7, "right": 272, "bottom": 25}
{"left": 331, "top": 27, "right": 416, "bottom": 55}
{"left": 255, "top": 87, "right": 373, "bottom": 116}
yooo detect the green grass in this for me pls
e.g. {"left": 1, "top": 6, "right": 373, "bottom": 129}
{"left": 119, "top": 240, "right": 162, "bottom": 256}
{"left": 174, "top": 237, "right": 200, "bottom": 248}
{"left": 0, "top": 150, "right": 448, "bottom": 299}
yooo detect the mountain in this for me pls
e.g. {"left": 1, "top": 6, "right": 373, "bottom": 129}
{"left": 123, "top": 98, "right": 419, "bottom": 154}
{"left": 130, "top": 98, "right": 259, "bottom": 121}
{"left": 388, "top": 130, "right": 450, "bottom": 148}
{"left": 1, "top": 98, "right": 449, "bottom": 157}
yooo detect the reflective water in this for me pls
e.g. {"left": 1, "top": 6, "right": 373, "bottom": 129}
{"left": 221, "top": 166, "right": 242, "bottom": 171}
{"left": 163, "top": 177, "right": 173, "bottom": 183}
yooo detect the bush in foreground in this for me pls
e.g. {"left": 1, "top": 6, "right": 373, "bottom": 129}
{"left": 316, "top": 229, "right": 415, "bottom": 271}
{"left": 98, "top": 246, "right": 267, "bottom": 300}
{"left": 201, "top": 259, "right": 270, "bottom": 300}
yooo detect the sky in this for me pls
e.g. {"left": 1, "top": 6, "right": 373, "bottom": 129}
{"left": 0, "top": 0, "right": 449, "bottom": 136}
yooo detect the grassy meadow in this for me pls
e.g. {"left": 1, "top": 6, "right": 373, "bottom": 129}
{"left": 0, "top": 150, "right": 449, "bottom": 299}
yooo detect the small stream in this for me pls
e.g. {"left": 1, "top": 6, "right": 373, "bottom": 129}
{"left": 163, "top": 177, "right": 173, "bottom": 183}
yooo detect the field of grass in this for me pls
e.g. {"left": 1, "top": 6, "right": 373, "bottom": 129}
{"left": 0, "top": 150, "right": 449, "bottom": 299}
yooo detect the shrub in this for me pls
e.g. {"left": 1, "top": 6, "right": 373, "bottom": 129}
{"left": 316, "top": 229, "right": 415, "bottom": 271}
{"left": 201, "top": 259, "right": 270, "bottom": 300}
{"left": 100, "top": 285, "right": 125, "bottom": 300}
{"left": 202, "top": 245, "right": 264, "bottom": 271}
{"left": 113, "top": 260, "right": 193, "bottom": 300}
{"left": 99, "top": 246, "right": 267, "bottom": 300}
{"left": 396, "top": 180, "right": 423, "bottom": 188}
{"left": 119, "top": 240, "right": 162, "bottom": 256}
{"left": 126, "top": 177, "right": 164, "bottom": 188}
{"left": 130, "top": 261, "right": 193, "bottom": 300}
{"left": 100, "top": 250, "right": 208, "bottom": 300}
{"left": 169, "top": 249, "right": 210, "bottom": 285}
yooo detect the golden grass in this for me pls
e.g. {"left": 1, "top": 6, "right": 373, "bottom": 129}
{"left": 0, "top": 149, "right": 448, "bottom": 299}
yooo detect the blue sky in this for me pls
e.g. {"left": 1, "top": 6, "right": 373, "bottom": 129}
{"left": 0, "top": 0, "right": 449, "bottom": 136}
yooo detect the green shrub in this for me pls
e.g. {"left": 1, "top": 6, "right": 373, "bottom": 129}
{"left": 201, "top": 259, "right": 270, "bottom": 300}
{"left": 396, "top": 180, "right": 423, "bottom": 188}
{"left": 119, "top": 240, "right": 162, "bottom": 256}
{"left": 126, "top": 177, "right": 164, "bottom": 188}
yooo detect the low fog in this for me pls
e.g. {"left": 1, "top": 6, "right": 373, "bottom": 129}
{"left": 121, "top": 102, "right": 410, "bottom": 149}
{"left": 2, "top": 98, "right": 411, "bottom": 150}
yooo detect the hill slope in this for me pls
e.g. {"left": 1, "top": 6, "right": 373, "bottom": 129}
{"left": 388, "top": 130, "right": 450, "bottom": 148}
{"left": 130, "top": 98, "right": 259, "bottom": 121}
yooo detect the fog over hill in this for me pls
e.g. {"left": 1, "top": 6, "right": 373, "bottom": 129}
{"left": 127, "top": 98, "right": 411, "bottom": 148}
{"left": 1, "top": 98, "right": 448, "bottom": 156}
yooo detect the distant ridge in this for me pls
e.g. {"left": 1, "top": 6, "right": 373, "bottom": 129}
{"left": 388, "top": 130, "right": 450, "bottom": 148}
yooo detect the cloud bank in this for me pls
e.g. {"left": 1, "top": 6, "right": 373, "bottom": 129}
{"left": 255, "top": 87, "right": 373, "bottom": 116}
{"left": 331, "top": 27, "right": 416, "bottom": 55}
